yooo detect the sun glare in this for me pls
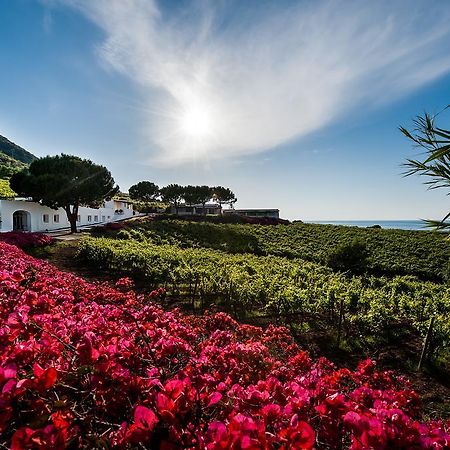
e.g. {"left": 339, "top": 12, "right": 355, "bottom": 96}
{"left": 180, "top": 106, "right": 213, "bottom": 139}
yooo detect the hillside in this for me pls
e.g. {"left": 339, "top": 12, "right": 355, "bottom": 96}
{"left": 109, "top": 218, "right": 450, "bottom": 281}
{"left": 0, "top": 134, "right": 36, "bottom": 164}
{"left": 72, "top": 217, "right": 450, "bottom": 419}
{"left": 0, "top": 134, "right": 37, "bottom": 198}
{"left": 0, "top": 151, "right": 27, "bottom": 178}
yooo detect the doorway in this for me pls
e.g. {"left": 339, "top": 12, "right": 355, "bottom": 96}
{"left": 13, "top": 210, "right": 31, "bottom": 231}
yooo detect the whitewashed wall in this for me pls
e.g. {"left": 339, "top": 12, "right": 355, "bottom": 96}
{"left": 0, "top": 199, "right": 135, "bottom": 232}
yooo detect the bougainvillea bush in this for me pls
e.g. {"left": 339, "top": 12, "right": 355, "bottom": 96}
{"left": 0, "top": 242, "right": 448, "bottom": 449}
{"left": 0, "top": 231, "right": 54, "bottom": 249}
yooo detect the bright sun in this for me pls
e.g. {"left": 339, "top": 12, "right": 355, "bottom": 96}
{"left": 180, "top": 106, "right": 213, "bottom": 139}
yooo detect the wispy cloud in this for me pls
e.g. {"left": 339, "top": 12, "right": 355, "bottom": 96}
{"left": 57, "top": 0, "right": 450, "bottom": 166}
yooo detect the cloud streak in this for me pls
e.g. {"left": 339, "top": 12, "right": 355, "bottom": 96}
{"left": 59, "top": 0, "right": 450, "bottom": 166}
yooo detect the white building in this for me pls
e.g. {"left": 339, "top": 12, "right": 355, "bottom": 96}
{"left": 171, "top": 203, "right": 222, "bottom": 216}
{"left": 223, "top": 208, "right": 280, "bottom": 219}
{"left": 0, "top": 198, "right": 135, "bottom": 232}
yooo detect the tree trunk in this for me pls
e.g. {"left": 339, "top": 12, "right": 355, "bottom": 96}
{"left": 64, "top": 203, "right": 79, "bottom": 234}
{"left": 68, "top": 219, "right": 77, "bottom": 233}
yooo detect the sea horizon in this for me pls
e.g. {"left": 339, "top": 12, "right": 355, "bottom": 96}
{"left": 305, "top": 220, "right": 430, "bottom": 231}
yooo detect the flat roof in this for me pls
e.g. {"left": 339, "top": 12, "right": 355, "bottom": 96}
{"left": 178, "top": 203, "right": 221, "bottom": 207}
{"left": 226, "top": 208, "right": 279, "bottom": 212}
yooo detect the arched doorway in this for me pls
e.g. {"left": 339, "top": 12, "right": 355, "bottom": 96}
{"left": 13, "top": 210, "right": 31, "bottom": 231}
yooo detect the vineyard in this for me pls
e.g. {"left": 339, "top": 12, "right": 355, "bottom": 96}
{"left": 111, "top": 219, "right": 450, "bottom": 281}
{"left": 78, "top": 234, "right": 450, "bottom": 366}
{"left": 1, "top": 241, "right": 449, "bottom": 449}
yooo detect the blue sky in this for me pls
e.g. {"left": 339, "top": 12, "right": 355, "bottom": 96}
{"left": 1, "top": 0, "right": 450, "bottom": 220}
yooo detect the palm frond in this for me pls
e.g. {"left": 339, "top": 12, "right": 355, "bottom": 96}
{"left": 401, "top": 108, "right": 450, "bottom": 231}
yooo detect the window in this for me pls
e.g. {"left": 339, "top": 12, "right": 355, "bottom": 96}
{"left": 94, "top": 215, "right": 99, "bottom": 222}
{"left": 43, "top": 214, "right": 49, "bottom": 223}
{"left": 107, "top": 216, "right": 110, "bottom": 220}
{"left": 53, "top": 214, "right": 59, "bottom": 223}
{"left": 77, "top": 215, "right": 81, "bottom": 222}
{"left": 87, "top": 215, "right": 92, "bottom": 222}
{"left": 102, "top": 215, "right": 106, "bottom": 222}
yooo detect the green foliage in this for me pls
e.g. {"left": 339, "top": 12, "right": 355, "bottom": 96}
{"left": 159, "top": 184, "right": 184, "bottom": 209}
{"left": 0, "top": 178, "right": 16, "bottom": 198}
{"left": 0, "top": 152, "right": 27, "bottom": 178}
{"left": 11, "top": 154, "right": 118, "bottom": 209}
{"left": 182, "top": 185, "right": 205, "bottom": 205}
{"left": 10, "top": 154, "right": 118, "bottom": 232}
{"left": 198, "top": 185, "right": 213, "bottom": 202}
{"left": 0, "top": 148, "right": 29, "bottom": 199}
{"left": 0, "top": 134, "right": 36, "bottom": 164}
{"left": 211, "top": 186, "right": 237, "bottom": 206}
{"left": 116, "top": 219, "right": 449, "bottom": 281}
{"left": 188, "top": 185, "right": 212, "bottom": 208}
{"left": 128, "top": 181, "right": 159, "bottom": 202}
{"left": 400, "top": 108, "right": 450, "bottom": 230}
{"left": 78, "top": 235, "right": 450, "bottom": 357}
{"left": 131, "top": 200, "right": 170, "bottom": 213}
{"left": 327, "top": 239, "right": 369, "bottom": 274}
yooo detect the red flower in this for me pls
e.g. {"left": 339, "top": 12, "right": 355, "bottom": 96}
{"left": 280, "top": 416, "right": 315, "bottom": 449}
{"left": 125, "top": 406, "right": 159, "bottom": 444}
{"left": 207, "top": 421, "right": 229, "bottom": 449}
{"left": 11, "top": 428, "right": 34, "bottom": 450}
{"left": 33, "top": 364, "right": 57, "bottom": 390}
{"left": 0, "top": 242, "right": 448, "bottom": 449}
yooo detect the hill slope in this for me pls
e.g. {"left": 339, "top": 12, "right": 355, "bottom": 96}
{"left": 0, "top": 134, "right": 37, "bottom": 198}
{"left": 0, "top": 134, "right": 36, "bottom": 164}
{"left": 0, "top": 152, "right": 27, "bottom": 178}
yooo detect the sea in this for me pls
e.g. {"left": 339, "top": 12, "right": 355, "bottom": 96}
{"left": 306, "top": 220, "right": 430, "bottom": 231}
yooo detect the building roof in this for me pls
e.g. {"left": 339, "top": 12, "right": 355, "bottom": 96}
{"left": 226, "top": 208, "right": 279, "bottom": 212}
{"left": 178, "top": 203, "right": 221, "bottom": 208}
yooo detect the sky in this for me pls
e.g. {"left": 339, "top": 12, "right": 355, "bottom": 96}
{"left": 1, "top": 0, "right": 450, "bottom": 221}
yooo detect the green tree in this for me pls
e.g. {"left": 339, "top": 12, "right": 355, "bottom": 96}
{"left": 212, "top": 186, "right": 237, "bottom": 210}
{"left": 182, "top": 185, "right": 201, "bottom": 207}
{"left": 10, "top": 154, "right": 118, "bottom": 233}
{"left": 400, "top": 108, "right": 450, "bottom": 230}
{"left": 160, "top": 184, "right": 184, "bottom": 215}
{"left": 179, "top": 185, "right": 213, "bottom": 214}
{"left": 129, "top": 181, "right": 159, "bottom": 202}
{"left": 195, "top": 185, "right": 213, "bottom": 214}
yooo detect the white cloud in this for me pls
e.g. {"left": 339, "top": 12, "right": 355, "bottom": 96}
{"left": 59, "top": 0, "right": 450, "bottom": 166}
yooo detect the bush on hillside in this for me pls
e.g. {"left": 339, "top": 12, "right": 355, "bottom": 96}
{"left": 155, "top": 213, "right": 290, "bottom": 225}
{"left": 0, "top": 178, "right": 16, "bottom": 198}
{"left": 327, "top": 239, "right": 369, "bottom": 274}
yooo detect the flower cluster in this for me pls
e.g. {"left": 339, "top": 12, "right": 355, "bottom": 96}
{"left": 0, "top": 242, "right": 448, "bottom": 449}
{"left": 0, "top": 231, "right": 54, "bottom": 248}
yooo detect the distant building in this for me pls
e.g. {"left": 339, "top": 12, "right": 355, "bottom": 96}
{"left": 171, "top": 203, "right": 222, "bottom": 216}
{"left": 223, "top": 208, "right": 279, "bottom": 219}
{"left": 0, "top": 198, "right": 135, "bottom": 232}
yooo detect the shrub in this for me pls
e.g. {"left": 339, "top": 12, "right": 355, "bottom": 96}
{"left": 90, "top": 221, "right": 125, "bottom": 234}
{"left": 1, "top": 242, "right": 449, "bottom": 448}
{"left": 327, "top": 239, "right": 369, "bottom": 274}
{"left": 0, "top": 231, "right": 54, "bottom": 248}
